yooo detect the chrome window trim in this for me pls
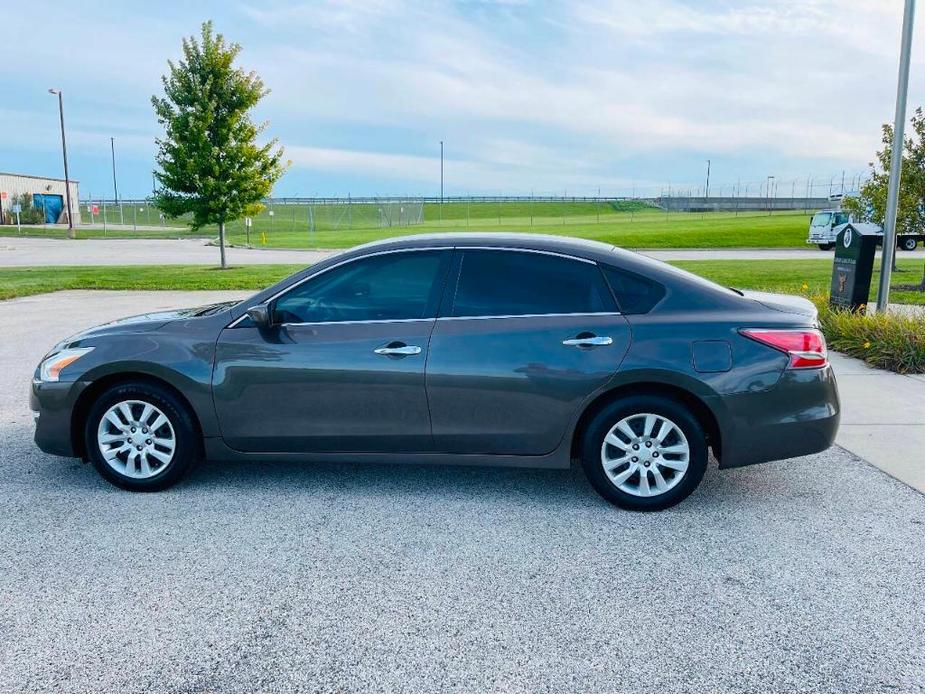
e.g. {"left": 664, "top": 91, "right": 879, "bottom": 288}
{"left": 436, "top": 311, "right": 622, "bottom": 322}
{"left": 459, "top": 246, "right": 596, "bottom": 264}
{"left": 226, "top": 244, "right": 603, "bottom": 328}
{"left": 228, "top": 311, "right": 623, "bottom": 330}
{"left": 281, "top": 317, "right": 435, "bottom": 328}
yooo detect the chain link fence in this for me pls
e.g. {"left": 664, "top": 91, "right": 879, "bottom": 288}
{"left": 0, "top": 175, "right": 863, "bottom": 245}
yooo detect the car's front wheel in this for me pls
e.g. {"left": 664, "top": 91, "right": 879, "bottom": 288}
{"left": 84, "top": 381, "right": 198, "bottom": 491}
{"left": 899, "top": 237, "right": 918, "bottom": 251}
{"left": 580, "top": 395, "right": 708, "bottom": 511}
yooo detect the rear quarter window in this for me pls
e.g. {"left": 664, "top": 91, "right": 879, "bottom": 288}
{"left": 601, "top": 266, "right": 666, "bottom": 314}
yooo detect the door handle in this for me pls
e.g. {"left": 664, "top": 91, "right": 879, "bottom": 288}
{"left": 374, "top": 343, "right": 422, "bottom": 356}
{"left": 562, "top": 335, "right": 613, "bottom": 347}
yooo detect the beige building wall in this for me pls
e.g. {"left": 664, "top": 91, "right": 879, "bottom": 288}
{"left": 0, "top": 172, "right": 81, "bottom": 225}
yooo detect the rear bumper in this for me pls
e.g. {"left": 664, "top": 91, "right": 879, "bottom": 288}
{"left": 31, "top": 379, "right": 87, "bottom": 458}
{"left": 715, "top": 365, "right": 840, "bottom": 469}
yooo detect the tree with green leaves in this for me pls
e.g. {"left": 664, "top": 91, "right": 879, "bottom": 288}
{"left": 152, "top": 21, "right": 286, "bottom": 268}
{"left": 843, "top": 107, "right": 925, "bottom": 237}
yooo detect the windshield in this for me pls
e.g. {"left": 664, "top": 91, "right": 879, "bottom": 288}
{"left": 811, "top": 212, "right": 832, "bottom": 227}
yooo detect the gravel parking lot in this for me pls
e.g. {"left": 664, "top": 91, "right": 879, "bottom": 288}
{"left": 1, "top": 291, "right": 924, "bottom": 693}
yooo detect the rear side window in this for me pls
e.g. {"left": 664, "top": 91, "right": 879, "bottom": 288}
{"left": 601, "top": 266, "right": 666, "bottom": 314}
{"left": 451, "top": 250, "right": 616, "bottom": 317}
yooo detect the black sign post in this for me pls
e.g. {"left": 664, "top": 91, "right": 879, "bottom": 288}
{"left": 829, "top": 223, "right": 879, "bottom": 311}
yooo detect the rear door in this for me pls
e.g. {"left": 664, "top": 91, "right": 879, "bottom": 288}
{"left": 425, "top": 248, "right": 632, "bottom": 455}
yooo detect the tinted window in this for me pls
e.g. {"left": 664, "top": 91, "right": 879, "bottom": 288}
{"left": 451, "top": 250, "right": 616, "bottom": 317}
{"left": 274, "top": 251, "right": 447, "bottom": 323}
{"left": 601, "top": 266, "right": 666, "bottom": 314}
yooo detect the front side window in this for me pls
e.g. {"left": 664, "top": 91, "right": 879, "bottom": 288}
{"left": 450, "top": 250, "right": 616, "bottom": 317}
{"left": 273, "top": 250, "right": 448, "bottom": 323}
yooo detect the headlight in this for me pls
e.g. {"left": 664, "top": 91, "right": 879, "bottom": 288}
{"left": 39, "top": 347, "right": 94, "bottom": 382}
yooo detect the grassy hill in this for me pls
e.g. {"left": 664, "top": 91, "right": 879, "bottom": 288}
{"left": 4, "top": 201, "right": 819, "bottom": 250}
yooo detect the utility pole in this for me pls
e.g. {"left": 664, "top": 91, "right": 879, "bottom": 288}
{"left": 704, "top": 160, "right": 711, "bottom": 200}
{"left": 878, "top": 0, "right": 916, "bottom": 312}
{"left": 48, "top": 89, "right": 74, "bottom": 238}
{"left": 439, "top": 140, "right": 444, "bottom": 223}
{"left": 110, "top": 137, "right": 123, "bottom": 224}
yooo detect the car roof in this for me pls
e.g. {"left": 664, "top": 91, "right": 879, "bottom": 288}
{"left": 235, "top": 231, "right": 748, "bottom": 317}
{"left": 348, "top": 232, "right": 618, "bottom": 258}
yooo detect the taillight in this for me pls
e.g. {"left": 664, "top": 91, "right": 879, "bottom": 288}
{"left": 741, "top": 328, "right": 828, "bottom": 369}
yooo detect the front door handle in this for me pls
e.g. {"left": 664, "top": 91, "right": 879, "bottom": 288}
{"left": 562, "top": 335, "right": 613, "bottom": 347}
{"left": 374, "top": 342, "right": 422, "bottom": 356}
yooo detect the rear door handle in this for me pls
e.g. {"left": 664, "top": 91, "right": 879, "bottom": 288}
{"left": 374, "top": 343, "right": 422, "bottom": 356}
{"left": 562, "top": 335, "right": 613, "bottom": 347}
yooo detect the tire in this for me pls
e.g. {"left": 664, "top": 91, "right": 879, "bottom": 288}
{"left": 580, "top": 395, "right": 708, "bottom": 511}
{"left": 84, "top": 381, "right": 199, "bottom": 491}
{"left": 818, "top": 243, "right": 835, "bottom": 251}
{"left": 899, "top": 237, "right": 918, "bottom": 251}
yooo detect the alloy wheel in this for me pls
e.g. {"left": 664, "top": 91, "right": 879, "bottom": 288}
{"left": 97, "top": 399, "right": 176, "bottom": 479}
{"left": 600, "top": 412, "right": 690, "bottom": 497}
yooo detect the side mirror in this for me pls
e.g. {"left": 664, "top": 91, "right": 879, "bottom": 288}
{"left": 245, "top": 303, "right": 273, "bottom": 328}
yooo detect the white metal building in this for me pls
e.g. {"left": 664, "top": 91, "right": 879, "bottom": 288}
{"left": 0, "top": 172, "right": 81, "bottom": 226}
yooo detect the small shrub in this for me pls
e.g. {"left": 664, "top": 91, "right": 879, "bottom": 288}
{"left": 2, "top": 193, "right": 46, "bottom": 225}
{"left": 812, "top": 296, "right": 925, "bottom": 374}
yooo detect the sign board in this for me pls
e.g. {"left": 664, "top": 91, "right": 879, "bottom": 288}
{"left": 91, "top": 204, "right": 100, "bottom": 215}
{"left": 268, "top": 210, "right": 274, "bottom": 217}
{"left": 829, "top": 223, "right": 878, "bottom": 311}
{"left": 11, "top": 204, "right": 22, "bottom": 214}
{"left": 245, "top": 217, "right": 252, "bottom": 227}
{"left": 0, "top": 191, "right": 7, "bottom": 200}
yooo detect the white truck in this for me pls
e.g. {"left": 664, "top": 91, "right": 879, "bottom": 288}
{"left": 807, "top": 209, "right": 922, "bottom": 251}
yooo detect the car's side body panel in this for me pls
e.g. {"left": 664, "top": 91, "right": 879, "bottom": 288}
{"left": 212, "top": 319, "right": 437, "bottom": 453}
{"left": 426, "top": 313, "right": 631, "bottom": 455}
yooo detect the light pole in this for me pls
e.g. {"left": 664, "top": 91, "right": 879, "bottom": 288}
{"left": 878, "top": 0, "right": 916, "bottom": 312}
{"left": 48, "top": 89, "right": 74, "bottom": 237}
{"left": 766, "top": 175, "right": 775, "bottom": 215}
{"left": 110, "top": 137, "right": 123, "bottom": 224}
{"left": 439, "top": 140, "right": 444, "bottom": 222}
{"left": 704, "top": 160, "right": 711, "bottom": 200}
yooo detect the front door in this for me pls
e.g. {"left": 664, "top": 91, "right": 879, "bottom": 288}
{"left": 213, "top": 249, "right": 451, "bottom": 453}
{"left": 426, "top": 249, "right": 632, "bottom": 455}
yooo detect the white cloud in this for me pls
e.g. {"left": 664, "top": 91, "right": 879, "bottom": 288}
{"left": 3, "top": 0, "right": 923, "bottom": 194}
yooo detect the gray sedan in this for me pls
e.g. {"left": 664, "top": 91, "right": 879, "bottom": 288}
{"left": 31, "top": 233, "right": 839, "bottom": 510}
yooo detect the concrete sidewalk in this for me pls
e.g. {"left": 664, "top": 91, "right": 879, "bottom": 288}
{"left": 831, "top": 352, "right": 925, "bottom": 493}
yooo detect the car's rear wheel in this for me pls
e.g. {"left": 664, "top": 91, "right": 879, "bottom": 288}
{"left": 580, "top": 395, "right": 708, "bottom": 511}
{"left": 84, "top": 381, "right": 198, "bottom": 491}
{"left": 818, "top": 243, "right": 835, "bottom": 251}
{"left": 899, "top": 237, "right": 918, "bottom": 251}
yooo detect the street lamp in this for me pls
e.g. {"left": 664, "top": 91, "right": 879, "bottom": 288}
{"left": 48, "top": 89, "right": 75, "bottom": 237}
{"left": 766, "top": 175, "right": 775, "bottom": 215}
{"left": 877, "top": 0, "right": 916, "bottom": 312}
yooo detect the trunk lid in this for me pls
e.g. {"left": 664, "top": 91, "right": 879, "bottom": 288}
{"left": 740, "top": 290, "right": 818, "bottom": 320}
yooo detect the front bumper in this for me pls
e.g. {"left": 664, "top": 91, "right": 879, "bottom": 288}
{"left": 31, "top": 379, "right": 88, "bottom": 458}
{"left": 714, "top": 364, "right": 840, "bottom": 469}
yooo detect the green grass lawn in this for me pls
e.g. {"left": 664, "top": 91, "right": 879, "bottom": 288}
{"left": 4, "top": 204, "right": 819, "bottom": 250}
{"left": 2, "top": 258, "right": 923, "bottom": 304}
{"left": 0, "top": 265, "right": 298, "bottom": 301}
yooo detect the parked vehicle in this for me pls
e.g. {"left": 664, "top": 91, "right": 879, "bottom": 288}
{"left": 808, "top": 210, "right": 922, "bottom": 251}
{"left": 32, "top": 234, "right": 840, "bottom": 511}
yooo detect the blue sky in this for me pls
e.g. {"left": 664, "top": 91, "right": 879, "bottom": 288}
{"left": 2, "top": 0, "right": 924, "bottom": 199}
